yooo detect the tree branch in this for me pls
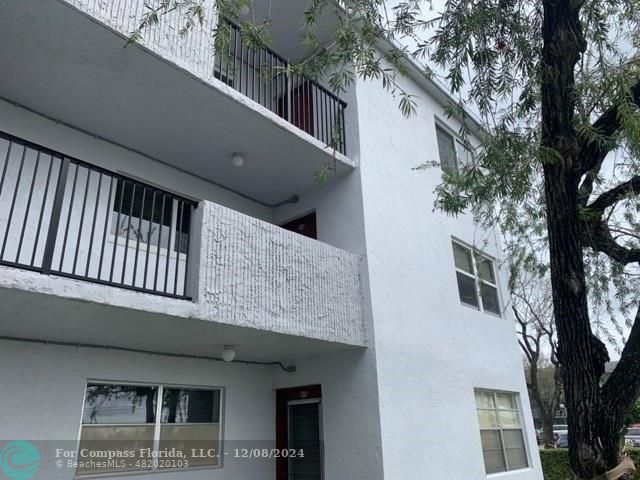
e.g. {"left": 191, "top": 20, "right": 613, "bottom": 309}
{"left": 578, "top": 80, "right": 640, "bottom": 181}
{"left": 513, "top": 305, "right": 542, "bottom": 361}
{"left": 519, "top": 339, "right": 534, "bottom": 364}
{"left": 582, "top": 219, "right": 640, "bottom": 264}
{"left": 601, "top": 305, "right": 640, "bottom": 424}
{"left": 580, "top": 175, "right": 640, "bottom": 263}
{"left": 586, "top": 175, "right": 640, "bottom": 215}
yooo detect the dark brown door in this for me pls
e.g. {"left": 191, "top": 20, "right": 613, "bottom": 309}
{"left": 277, "top": 81, "right": 315, "bottom": 135}
{"left": 276, "top": 385, "right": 322, "bottom": 480}
{"left": 280, "top": 212, "right": 317, "bottom": 240}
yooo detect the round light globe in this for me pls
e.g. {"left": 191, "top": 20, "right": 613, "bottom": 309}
{"left": 239, "top": 5, "right": 250, "bottom": 15}
{"left": 222, "top": 346, "right": 236, "bottom": 362}
{"left": 232, "top": 153, "right": 245, "bottom": 168}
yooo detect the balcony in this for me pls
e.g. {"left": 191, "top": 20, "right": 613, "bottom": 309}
{"left": 0, "top": 0, "right": 355, "bottom": 207}
{"left": 0, "top": 131, "right": 366, "bottom": 350}
{"left": 216, "top": 18, "right": 347, "bottom": 155}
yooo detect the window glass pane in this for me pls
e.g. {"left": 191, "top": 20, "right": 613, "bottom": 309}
{"left": 161, "top": 388, "right": 221, "bottom": 424}
{"left": 112, "top": 216, "right": 172, "bottom": 250}
{"left": 456, "top": 139, "right": 474, "bottom": 170}
{"left": 480, "top": 430, "right": 506, "bottom": 474}
{"left": 504, "top": 429, "right": 528, "bottom": 470}
{"left": 498, "top": 410, "right": 521, "bottom": 428}
{"left": 477, "top": 409, "right": 498, "bottom": 428}
{"left": 480, "top": 429, "right": 503, "bottom": 450}
{"left": 496, "top": 393, "right": 517, "bottom": 410}
{"left": 114, "top": 181, "right": 172, "bottom": 227}
{"left": 457, "top": 272, "right": 479, "bottom": 307}
{"left": 481, "top": 282, "right": 500, "bottom": 314}
{"left": 476, "top": 392, "right": 528, "bottom": 473}
{"left": 112, "top": 183, "right": 173, "bottom": 249}
{"left": 453, "top": 242, "right": 474, "bottom": 273}
{"left": 174, "top": 204, "right": 192, "bottom": 254}
{"left": 159, "top": 424, "right": 220, "bottom": 468}
{"left": 82, "top": 384, "right": 157, "bottom": 424}
{"left": 77, "top": 425, "right": 154, "bottom": 475}
{"left": 436, "top": 125, "right": 458, "bottom": 174}
{"left": 476, "top": 256, "right": 496, "bottom": 283}
{"left": 288, "top": 402, "right": 322, "bottom": 479}
{"left": 475, "top": 391, "right": 495, "bottom": 409}
{"left": 483, "top": 449, "right": 507, "bottom": 474}
{"left": 506, "top": 447, "right": 528, "bottom": 470}
{"left": 503, "top": 429, "right": 526, "bottom": 449}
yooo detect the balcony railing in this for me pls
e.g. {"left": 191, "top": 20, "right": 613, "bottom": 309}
{"left": 216, "top": 18, "right": 347, "bottom": 155}
{"left": 0, "top": 129, "right": 366, "bottom": 344}
{"left": 0, "top": 131, "right": 197, "bottom": 299}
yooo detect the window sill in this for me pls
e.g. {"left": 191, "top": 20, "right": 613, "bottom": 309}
{"left": 461, "top": 302, "right": 503, "bottom": 319}
{"left": 108, "top": 236, "right": 187, "bottom": 261}
{"left": 486, "top": 466, "right": 534, "bottom": 478}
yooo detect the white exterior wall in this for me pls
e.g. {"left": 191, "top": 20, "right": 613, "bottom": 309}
{"left": 0, "top": 340, "right": 385, "bottom": 480}
{"left": 270, "top": 80, "right": 386, "bottom": 480}
{"left": 273, "top": 348, "right": 385, "bottom": 480}
{"left": 0, "top": 339, "right": 274, "bottom": 480}
{"left": 353, "top": 71, "right": 543, "bottom": 480}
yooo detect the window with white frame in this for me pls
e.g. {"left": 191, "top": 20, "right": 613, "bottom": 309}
{"left": 435, "top": 123, "right": 474, "bottom": 175}
{"left": 78, "top": 382, "right": 222, "bottom": 476}
{"left": 475, "top": 390, "right": 529, "bottom": 474}
{"left": 452, "top": 241, "right": 501, "bottom": 315}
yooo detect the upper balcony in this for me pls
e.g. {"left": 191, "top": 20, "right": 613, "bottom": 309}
{"left": 0, "top": 130, "right": 366, "bottom": 356}
{"left": 0, "top": 0, "right": 355, "bottom": 208}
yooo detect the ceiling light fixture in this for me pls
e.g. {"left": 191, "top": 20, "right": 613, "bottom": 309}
{"left": 222, "top": 345, "right": 236, "bottom": 362}
{"left": 232, "top": 153, "right": 245, "bottom": 168}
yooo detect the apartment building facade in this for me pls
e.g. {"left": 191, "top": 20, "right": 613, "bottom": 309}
{"left": 0, "top": 1, "right": 542, "bottom": 479}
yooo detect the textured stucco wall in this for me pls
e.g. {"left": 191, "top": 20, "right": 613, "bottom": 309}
{"left": 64, "top": 0, "right": 218, "bottom": 84}
{"left": 199, "top": 201, "right": 366, "bottom": 346}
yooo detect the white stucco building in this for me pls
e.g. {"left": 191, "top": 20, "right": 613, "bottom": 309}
{"left": 0, "top": 1, "right": 542, "bottom": 479}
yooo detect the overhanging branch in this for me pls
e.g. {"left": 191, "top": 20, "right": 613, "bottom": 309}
{"left": 581, "top": 175, "right": 640, "bottom": 263}
{"left": 582, "top": 219, "right": 640, "bottom": 264}
{"left": 601, "top": 305, "right": 640, "bottom": 421}
{"left": 578, "top": 80, "right": 640, "bottom": 203}
{"left": 586, "top": 175, "right": 640, "bottom": 215}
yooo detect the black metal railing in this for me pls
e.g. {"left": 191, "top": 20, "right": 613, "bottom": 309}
{"left": 216, "top": 18, "right": 347, "bottom": 155}
{"left": 0, "top": 131, "right": 197, "bottom": 299}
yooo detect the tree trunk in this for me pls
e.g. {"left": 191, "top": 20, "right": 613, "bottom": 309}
{"left": 543, "top": 168, "right": 612, "bottom": 476}
{"left": 540, "top": 1, "right": 619, "bottom": 478}
{"left": 541, "top": 410, "right": 556, "bottom": 446}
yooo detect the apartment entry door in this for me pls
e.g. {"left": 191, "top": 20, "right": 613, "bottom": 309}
{"left": 280, "top": 212, "right": 317, "bottom": 240}
{"left": 276, "top": 385, "right": 323, "bottom": 480}
{"left": 277, "top": 81, "right": 315, "bottom": 135}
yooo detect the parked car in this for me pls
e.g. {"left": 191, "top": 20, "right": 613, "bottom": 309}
{"left": 625, "top": 426, "right": 640, "bottom": 447}
{"left": 554, "top": 430, "right": 569, "bottom": 448}
{"left": 557, "top": 432, "right": 569, "bottom": 448}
